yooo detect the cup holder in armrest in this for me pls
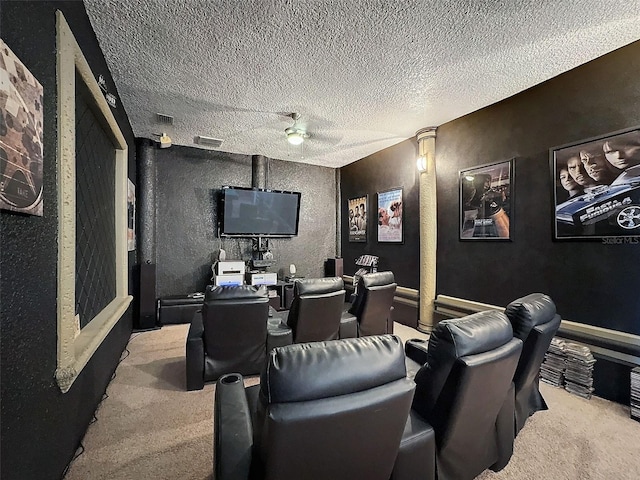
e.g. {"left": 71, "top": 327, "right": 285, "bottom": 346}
{"left": 220, "top": 373, "right": 242, "bottom": 385}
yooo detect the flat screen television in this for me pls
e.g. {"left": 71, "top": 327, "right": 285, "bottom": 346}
{"left": 219, "top": 186, "right": 302, "bottom": 237}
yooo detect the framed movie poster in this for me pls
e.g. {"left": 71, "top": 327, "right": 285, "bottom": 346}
{"left": 377, "top": 187, "right": 403, "bottom": 243}
{"left": 0, "top": 39, "right": 44, "bottom": 216}
{"left": 460, "top": 159, "right": 513, "bottom": 240}
{"left": 552, "top": 127, "right": 640, "bottom": 239}
{"left": 348, "top": 195, "right": 367, "bottom": 242}
{"left": 127, "top": 178, "right": 136, "bottom": 251}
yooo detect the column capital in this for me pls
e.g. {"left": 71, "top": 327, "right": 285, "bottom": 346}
{"left": 416, "top": 127, "right": 437, "bottom": 141}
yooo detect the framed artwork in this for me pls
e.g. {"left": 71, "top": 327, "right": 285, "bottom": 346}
{"left": 551, "top": 127, "right": 640, "bottom": 239}
{"left": 377, "top": 187, "right": 403, "bottom": 243}
{"left": 348, "top": 195, "right": 368, "bottom": 242}
{"left": 0, "top": 39, "right": 44, "bottom": 216}
{"left": 127, "top": 178, "right": 136, "bottom": 251}
{"left": 460, "top": 159, "right": 513, "bottom": 240}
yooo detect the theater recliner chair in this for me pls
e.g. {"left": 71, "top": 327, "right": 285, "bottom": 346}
{"left": 347, "top": 271, "right": 396, "bottom": 337}
{"left": 185, "top": 285, "right": 291, "bottom": 391}
{"left": 504, "top": 293, "right": 561, "bottom": 434}
{"left": 404, "top": 311, "right": 523, "bottom": 480}
{"left": 214, "top": 335, "right": 417, "bottom": 480}
{"left": 282, "top": 277, "right": 346, "bottom": 343}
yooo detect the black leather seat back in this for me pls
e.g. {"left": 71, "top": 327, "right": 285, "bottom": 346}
{"left": 412, "top": 311, "right": 523, "bottom": 480}
{"left": 202, "top": 285, "right": 269, "bottom": 378}
{"left": 255, "top": 335, "right": 415, "bottom": 480}
{"left": 505, "top": 293, "right": 561, "bottom": 433}
{"left": 349, "top": 271, "right": 397, "bottom": 337}
{"left": 287, "top": 277, "right": 345, "bottom": 343}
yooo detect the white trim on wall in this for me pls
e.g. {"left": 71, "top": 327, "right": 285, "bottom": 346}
{"left": 55, "top": 11, "right": 132, "bottom": 393}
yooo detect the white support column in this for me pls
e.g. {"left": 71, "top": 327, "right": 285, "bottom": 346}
{"left": 416, "top": 127, "right": 437, "bottom": 332}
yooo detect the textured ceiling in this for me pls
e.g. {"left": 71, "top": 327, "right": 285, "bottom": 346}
{"left": 84, "top": 0, "right": 640, "bottom": 168}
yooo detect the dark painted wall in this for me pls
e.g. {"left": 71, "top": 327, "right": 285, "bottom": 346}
{"left": 436, "top": 40, "right": 640, "bottom": 336}
{"left": 147, "top": 143, "right": 337, "bottom": 297}
{"left": 0, "top": 2, "right": 136, "bottom": 479}
{"left": 340, "top": 138, "right": 420, "bottom": 289}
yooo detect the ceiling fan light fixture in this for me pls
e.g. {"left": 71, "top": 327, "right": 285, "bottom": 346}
{"left": 287, "top": 130, "right": 305, "bottom": 145}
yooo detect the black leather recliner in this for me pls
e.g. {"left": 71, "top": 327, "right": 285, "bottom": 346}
{"left": 504, "top": 293, "right": 561, "bottom": 434}
{"left": 281, "top": 277, "right": 346, "bottom": 343}
{"left": 214, "top": 335, "right": 417, "bottom": 480}
{"left": 404, "top": 310, "right": 523, "bottom": 480}
{"left": 346, "top": 271, "right": 397, "bottom": 337}
{"left": 185, "top": 285, "right": 291, "bottom": 391}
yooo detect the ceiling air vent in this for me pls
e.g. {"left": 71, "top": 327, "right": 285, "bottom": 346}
{"left": 194, "top": 135, "right": 223, "bottom": 148}
{"left": 155, "top": 113, "right": 174, "bottom": 125}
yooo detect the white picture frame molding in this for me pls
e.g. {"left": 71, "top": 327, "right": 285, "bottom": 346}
{"left": 55, "top": 11, "right": 132, "bottom": 393}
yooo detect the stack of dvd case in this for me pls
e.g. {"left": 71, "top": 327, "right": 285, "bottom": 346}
{"left": 563, "top": 341, "right": 596, "bottom": 399}
{"left": 631, "top": 367, "right": 640, "bottom": 422}
{"left": 540, "top": 337, "right": 566, "bottom": 387}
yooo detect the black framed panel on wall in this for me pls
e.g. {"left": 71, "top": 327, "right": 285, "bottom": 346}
{"left": 460, "top": 159, "right": 514, "bottom": 241}
{"left": 551, "top": 126, "right": 640, "bottom": 239}
{"left": 377, "top": 187, "right": 403, "bottom": 243}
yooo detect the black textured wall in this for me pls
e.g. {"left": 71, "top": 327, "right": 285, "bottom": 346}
{"left": 148, "top": 143, "right": 337, "bottom": 296}
{"left": 340, "top": 139, "right": 420, "bottom": 290}
{"left": 436, "top": 40, "right": 640, "bottom": 336}
{"left": 0, "top": 2, "right": 136, "bottom": 479}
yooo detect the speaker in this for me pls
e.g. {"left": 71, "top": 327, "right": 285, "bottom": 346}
{"left": 137, "top": 262, "right": 157, "bottom": 330}
{"left": 325, "top": 257, "right": 343, "bottom": 278}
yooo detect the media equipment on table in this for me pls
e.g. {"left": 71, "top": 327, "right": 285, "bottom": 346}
{"left": 219, "top": 186, "right": 302, "bottom": 237}
{"left": 212, "top": 260, "right": 246, "bottom": 286}
{"left": 251, "top": 258, "right": 276, "bottom": 269}
{"left": 217, "top": 261, "right": 245, "bottom": 275}
{"left": 246, "top": 271, "right": 278, "bottom": 286}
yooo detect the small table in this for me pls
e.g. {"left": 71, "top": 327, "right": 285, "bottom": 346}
{"left": 267, "top": 281, "right": 295, "bottom": 310}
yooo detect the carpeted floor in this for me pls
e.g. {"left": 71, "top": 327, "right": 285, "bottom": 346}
{"left": 64, "top": 324, "right": 639, "bottom": 480}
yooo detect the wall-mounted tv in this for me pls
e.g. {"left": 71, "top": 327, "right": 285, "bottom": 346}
{"left": 219, "top": 186, "right": 302, "bottom": 237}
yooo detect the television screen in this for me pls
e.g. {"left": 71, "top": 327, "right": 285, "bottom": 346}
{"left": 220, "top": 186, "right": 301, "bottom": 237}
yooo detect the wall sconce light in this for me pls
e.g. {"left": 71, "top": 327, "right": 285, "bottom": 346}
{"left": 416, "top": 155, "right": 427, "bottom": 172}
{"left": 159, "top": 133, "right": 172, "bottom": 148}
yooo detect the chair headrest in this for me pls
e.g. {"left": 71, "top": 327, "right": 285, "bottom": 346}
{"left": 429, "top": 310, "right": 514, "bottom": 359}
{"left": 504, "top": 293, "right": 557, "bottom": 341}
{"left": 361, "top": 271, "right": 395, "bottom": 288}
{"left": 261, "top": 335, "right": 406, "bottom": 404}
{"left": 294, "top": 277, "right": 344, "bottom": 296}
{"left": 205, "top": 284, "right": 268, "bottom": 302}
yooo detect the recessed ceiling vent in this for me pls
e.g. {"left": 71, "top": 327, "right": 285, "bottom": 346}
{"left": 194, "top": 135, "right": 223, "bottom": 148}
{"left": 155, "top": 113, "right": 174, "bottom": 125}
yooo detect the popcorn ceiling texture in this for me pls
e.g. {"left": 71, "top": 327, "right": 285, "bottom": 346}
{"left": 84, "top": 0, "right": 640, "bottom": 168}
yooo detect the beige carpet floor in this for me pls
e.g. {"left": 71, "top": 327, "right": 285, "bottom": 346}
{"left": 64, "top": 324, "right": 639, "bottom": 480}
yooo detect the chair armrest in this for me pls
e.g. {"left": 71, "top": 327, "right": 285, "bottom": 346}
{"left": 339, "top": 311, "right": 358, "bottom": 339}
{"left": 405, "top": 338, "right": 429, "bottom": 366}
{"left": 391, "top": 410, "right": 436, "bottom": 480}
{"left": 267, "top": 317, "right": 292, "bottom": 351}
{"left": 186, "top": 313, "right": 205, "bottom": 391}
{"left": 387, "top": 305, "right": 395, "bottom": 334}
{"left": 214, "top": 374, "right": 253, "bottom": 480}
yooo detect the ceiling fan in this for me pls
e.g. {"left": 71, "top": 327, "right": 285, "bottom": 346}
{"left": 284, "top": 113, "right": 310, "bottom": 145}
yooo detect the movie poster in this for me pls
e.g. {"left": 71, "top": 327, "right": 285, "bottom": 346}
{"left": 0, "top": 39, "right": 44, "bottom": 216}
{"left": 552, "top": 128, "right": 640, "bottom": 239}
{"left": 460, "top": 160, "right": 513, "bottom": 240}
{"left": 377, "top": 188, "right": 403, "bottom": 243}
{"left": 127, "top": 178, "right": 136, "bottom": 251}
{"left": 348, "top": 195, "right": 367, "bottom": 242}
